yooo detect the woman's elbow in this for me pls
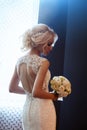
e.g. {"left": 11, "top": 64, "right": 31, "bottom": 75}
{"left": 9, "top": 88, "right": 13, "bottom": 93}
{"left": 9, "top": 86, "right": 15, "bottom": 93}
{"left": 32, "top": 91, "right": 37, "bottom": 98}
{"left": 32, "top": 89, "right": 40, "bottom": 98}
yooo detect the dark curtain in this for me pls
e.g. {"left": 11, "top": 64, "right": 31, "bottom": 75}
{"left": 38, "top": 0, "right": 87, "bottom": 130}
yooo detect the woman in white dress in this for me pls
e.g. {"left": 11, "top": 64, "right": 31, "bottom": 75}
{"left": 9, "top": 23, "right": 60, "bottom": 130}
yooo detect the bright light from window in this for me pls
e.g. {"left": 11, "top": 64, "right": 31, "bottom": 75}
{"left": 0, "top": 0, "right": 40, "bottom": 102}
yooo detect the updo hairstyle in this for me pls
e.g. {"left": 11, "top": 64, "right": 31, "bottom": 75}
{"left": 22, "top": 23, "right": 58, "bottom": 51}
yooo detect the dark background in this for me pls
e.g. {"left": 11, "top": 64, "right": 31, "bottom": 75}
{"left": 38, "top": 0, "right": 87, "bottom": 130}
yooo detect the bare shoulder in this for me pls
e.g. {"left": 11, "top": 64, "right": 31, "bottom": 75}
{"left": 41, "top": 58, "right": 50, "bottom": 67}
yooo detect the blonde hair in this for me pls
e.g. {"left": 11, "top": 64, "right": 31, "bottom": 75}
{"left": 22, "top": 23, "right": 58, "bottom": 51}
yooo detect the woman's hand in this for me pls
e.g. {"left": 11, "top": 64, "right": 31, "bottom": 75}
{"left": 50, "top": 91, "right": 59, "bottom": 101}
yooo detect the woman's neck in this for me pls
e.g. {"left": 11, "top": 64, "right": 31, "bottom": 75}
{"left": 29, "top": 47, "right": 41, "bottom": 56}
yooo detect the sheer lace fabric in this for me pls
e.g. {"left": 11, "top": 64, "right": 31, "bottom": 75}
{"left": 16, "top": 55, "right": 56, "bottom": 130}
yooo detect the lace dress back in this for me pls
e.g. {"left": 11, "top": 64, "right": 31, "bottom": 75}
{"left": 16, "top": 55, "right": 56, "bottom": 130}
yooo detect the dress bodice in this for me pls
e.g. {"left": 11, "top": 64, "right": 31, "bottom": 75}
{"left": 16, "top": 55, "right": 51, "bottom": 93}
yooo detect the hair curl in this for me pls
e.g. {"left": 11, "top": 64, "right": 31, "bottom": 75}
{"left": 21, "top": 23, "right": 58, "bottom": 51}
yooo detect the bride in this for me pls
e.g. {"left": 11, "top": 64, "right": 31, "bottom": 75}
{"left": 9, "top": 23, "right": 60, "bottom": 130}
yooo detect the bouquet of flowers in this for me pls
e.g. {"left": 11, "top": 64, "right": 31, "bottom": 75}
{"left": 50, "top": 76, "right": 71, "bottom": 97}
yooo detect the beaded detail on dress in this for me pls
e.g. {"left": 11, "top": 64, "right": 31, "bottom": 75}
{"left": 17, "top": 55, "right": 46, "bottom": 74}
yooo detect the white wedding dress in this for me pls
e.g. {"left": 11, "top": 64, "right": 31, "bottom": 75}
{"left": 16, "top": 54, "right": 56, "bottom": 130}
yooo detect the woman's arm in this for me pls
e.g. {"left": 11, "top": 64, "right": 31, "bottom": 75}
{"left": 32, "top": 60, "right": 59, "bottom": 100}
{"left": 9, "top": 66, "right": 25, "bottom": 94}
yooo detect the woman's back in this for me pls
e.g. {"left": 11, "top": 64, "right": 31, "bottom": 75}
{"left": 16, "top": 54, "right": 50, "bottom": 93}
{"left": 16, "top": 55, "right": 40, "bottom": 92}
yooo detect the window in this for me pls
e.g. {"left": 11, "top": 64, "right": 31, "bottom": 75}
{"left": 0, "top": 0, "right": 40, "bottom": 102}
